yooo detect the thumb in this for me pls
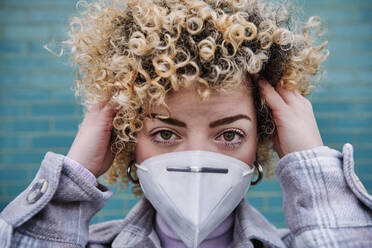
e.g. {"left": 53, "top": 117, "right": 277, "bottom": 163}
{"left": 273, "top": 131, "right": 284, "bottom": 158}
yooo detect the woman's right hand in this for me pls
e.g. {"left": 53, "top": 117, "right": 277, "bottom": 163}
{"left": 67, "top": 103, "right": 118, "bottom": 177}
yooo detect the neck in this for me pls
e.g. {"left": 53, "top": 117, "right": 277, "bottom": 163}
{"left": 154, "top": 212, "right": 234, "bottom": 248}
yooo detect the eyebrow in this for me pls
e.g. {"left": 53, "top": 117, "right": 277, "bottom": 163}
{"left": 151, "top": 114, "right": 186, "bottom": 127}
{"left": 209, "top": 114, "right": 251, "bottom": 128}
{"left": 151, "top": 113, "right": 251, "bottom": 128}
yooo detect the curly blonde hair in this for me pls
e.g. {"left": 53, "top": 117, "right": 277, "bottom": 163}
{"left": 66, "top": 0, "right": 328, "bottom": 195}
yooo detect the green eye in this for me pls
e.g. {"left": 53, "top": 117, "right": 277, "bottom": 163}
{"left": 222, "top": 131, "right": 235, "bottom": 141}
{"left": 160, "top": 130, "right": 173, "bottom": 140}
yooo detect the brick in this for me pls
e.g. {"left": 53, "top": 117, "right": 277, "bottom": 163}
{"left": 355, "top": 70, "right": 372, "bottom": 81}
{"left": 31, "top": 73, "right": 75, "bottom": 87}
{"left": 4, "top": 57, "right": 51, "bottom": 72}
{"left": 328, "top": 39, "right": 372, "bottom": 54}
{"left": 0, "top": 73, "right": 23, "bottom": 86}
{"left": 5, "top": 120, "right": 50, "bottom": 132}
{"left": 5, "top": 72, "right": 75, "bottom": 88}
{"left": 354, "top": 148, "right": 372, "bottom": 159}
{"left": 0, "top": 136, "right": 29, "bottom": 149}
{"left": 3, "top": 25, "right": 50, "bottom": 41}
{"left": 4, "top": 0, "right": 52, "bottom": 8}
{"left": 314, "top": 9, "right": 353, "bottom": 24}
{"left": 250, "top": 179, "right": 281, "bottom": 192}
{"left": 4, "top": 152, "right": 45, "bottom": 165}
{"left": 0, "top": 202, "right": 8, "bottom": 211}
{"left": 0, "top": 169, "right": 28, "bottom": 181}
{"left": 310, "top": 87, "right": 332, "bottom": 99}
{"left": 53, "top": 89, "right": 76, "bottom": 102}
{"left": 328, "top": 24, "right": 372, "bottom": 38}
{"left": 101, "top": 213, "right": 126, "bottom": 223}
{"left": 247, "top": 196, "right": 264, "bottom": 209}
{"left": 354, "top": 164, "right": 372, "bottom": 177}
{"left": 332, "top": 87, "right": 372, "bottom": 99}
{"left": 90, "top": 215, "right": 100, "bottom": 225}
{"left": 357, "top": 178, "right": 372, "bottom": 193}
{"left": 49, "top": 23, "right": 70, "bottom": 36}
{"left": 324, "top": 69, "right": 354, "bottom": 84}
{"left": 327, "top": 54, "right": 372, "bottom": 68}
{"left": 27, "top": 10, "right": 72, "bottom": 24}
{"left": 354, "top": 9, "right": 372, "bottom": 22}
{"left": 123, "top": 198, "right": 140, "bottom": 212}
{"left": 0, "top": 41, "right": 26, "bottom": 54}
{"left": 31, "top": 104, "right": 76, "bottom": 116}
{"left": 32, "top": 135, "right": 74, "bottom": 148}
{"left": 54, "top": 119, "right": 80, "bottom": 131}
{"left": 0, "top": 10, "right": 27, "bottom": 24}
{"left": 6, "top": 89, "right": 51, "bottom": 102}
{"left": 52, "top": 0, "right": 79, "bottom": 8}
{"left": 29, "top": 41, "right": 68, "bottom": 56}
{"left": 314, "top": 117, "right": 333, "bottom": 129}
{"left": 356, "top": 102, "right": 372, "bottom": 112}
{"left": 313, "top": 102, "right": 354, "bottom": 113}
{"left": 260, "top": 210, "right": 286, "bottom": 224}
{"left": 4, "top": 184, "right": 30, "bottom": 198}
{"left": 356, "top": 132, "right": 372, "bottom": 143}
{"left": 267, "top": 196, "right": 283, "bottom": 208}
{"left": 101, "top": 198, "right": 124, "bottom": 210}
{"left": 0, "top": 105, "right": 27, "bottom": 117}
{"left": 322, "top": 132, "right": 354, "bottom": 144}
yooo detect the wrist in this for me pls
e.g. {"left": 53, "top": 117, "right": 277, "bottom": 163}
{"left": 64, "top": 156, "right": 98, "bottom": 186}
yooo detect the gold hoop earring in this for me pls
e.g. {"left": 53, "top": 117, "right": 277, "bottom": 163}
{"left": 251, "top": 161, "right": 263, "bottom": 185}
{"left": 127, "top": 160, "right": 139, "bottom": 184}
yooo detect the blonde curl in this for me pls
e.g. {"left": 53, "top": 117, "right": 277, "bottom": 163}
{"left": 66, "top": 0, "right": 329, "bottom": 196}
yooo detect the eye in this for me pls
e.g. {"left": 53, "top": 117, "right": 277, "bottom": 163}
{"left": 151, "top": 129, "right": 181, "bottom": 145}
{"left": 215, "top": 128, "right": 246, "bottom": 149}
{"left": 222, "top": 131, "right": 236, "bottom": 142}
{"left": 159, "top": 130, "right": 173, "bottom": 140}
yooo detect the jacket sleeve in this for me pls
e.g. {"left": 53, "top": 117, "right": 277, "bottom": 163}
{"left": 0, "top": 152, "right": 112, "bottom": 248}
{"left": 276, "top": 143, "right": 372, "bottom": 248}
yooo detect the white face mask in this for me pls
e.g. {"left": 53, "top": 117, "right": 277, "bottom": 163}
{"left": 136, "top": 150, "right": 255, "bottom": 248}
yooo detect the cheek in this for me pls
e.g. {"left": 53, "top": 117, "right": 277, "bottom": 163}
{"left": 233, "top": 127, "right": 258, "bottom": 166}
{"left": 239, "top": 135, "right": 258, "bottom": 166}
{"left": 135, "top": 130, "right": 160, "bottom": 164}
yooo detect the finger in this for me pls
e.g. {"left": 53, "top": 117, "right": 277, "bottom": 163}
{"left": 259, "top": 80, "right": 287, "bottom": 112}
{"left": 102, "top": 101, "right": 119, "bottom": 118}
{"left": 275, "top": 83, "right": 297, "bottom": 104}
{"left": 102, "top": 145, "right": 115, "bottom": 172}
{"left": 272, "top": 132, "right": 284, "bottom": 158}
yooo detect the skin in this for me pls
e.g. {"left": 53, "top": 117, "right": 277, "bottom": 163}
{"left": 67, "top": 80, "right": 323, "bottom": 177}
{"left": 135, "top": 85, "right": 258, "bottom": 166}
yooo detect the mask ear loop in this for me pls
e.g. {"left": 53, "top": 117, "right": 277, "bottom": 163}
{"left": 127, "top": 160, "right": 140, "bottom": 184}
{"left": 251, "top": 161, "right": 263, "bottom": 185}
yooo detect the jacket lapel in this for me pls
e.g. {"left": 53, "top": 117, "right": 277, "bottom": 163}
{"left": 112, "top": 197, "right": 287, "bottom": 248}
{"left": 233, "top": 198, "right": 287, "bottom": 248}
{"left": 112, "top": 198, "right": 157, "bottom": 248}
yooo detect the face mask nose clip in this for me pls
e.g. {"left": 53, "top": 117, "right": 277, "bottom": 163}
{"left": 167, "top": 166, "right": 228, "bottom": 174}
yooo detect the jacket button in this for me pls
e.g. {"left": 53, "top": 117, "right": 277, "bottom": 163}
{"left": 27, "top": 179, "right": 48, "bottom": 204}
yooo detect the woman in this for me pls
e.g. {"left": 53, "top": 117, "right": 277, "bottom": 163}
{"left": 1, "top": 0, "right": 371, "bottom": 247}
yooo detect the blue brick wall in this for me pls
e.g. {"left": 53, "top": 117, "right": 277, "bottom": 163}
{"left": 1, "top": 0, "right": 372, "bottom": 229}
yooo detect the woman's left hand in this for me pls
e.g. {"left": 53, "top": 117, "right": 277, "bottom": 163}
{"left": 259, "top": 80, "right": 323, "bottom": 158}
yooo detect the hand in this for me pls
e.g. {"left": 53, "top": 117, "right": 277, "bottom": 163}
{"left": 67, "top": 102, "right": 118, "bottom": 177}
{"left": 259, "top": 80, "right": 323, "bottom": 158}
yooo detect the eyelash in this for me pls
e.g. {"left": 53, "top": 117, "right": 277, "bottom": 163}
{"left": 215, "top": 128, "right": 246, "bottom": 149}
{"left": 150, "top": 128, "right": 246, "bottom": 149}
{"left": 150, "top": 129, "right": 181, "bottom": 145}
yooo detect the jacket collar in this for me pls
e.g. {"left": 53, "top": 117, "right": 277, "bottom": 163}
{"left": 232, "top": 199, "right": 286, "bottom": 248}
{"left": 112, "top": 197, "right": 286, "bottom": 248}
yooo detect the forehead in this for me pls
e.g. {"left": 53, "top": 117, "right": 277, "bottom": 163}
{"left": 159, "top": 85, "right": 255, "bottom": 118}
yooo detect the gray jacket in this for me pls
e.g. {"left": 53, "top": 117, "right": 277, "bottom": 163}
{"left": 1, "top": 144, "right": 371, "bottom": 247}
